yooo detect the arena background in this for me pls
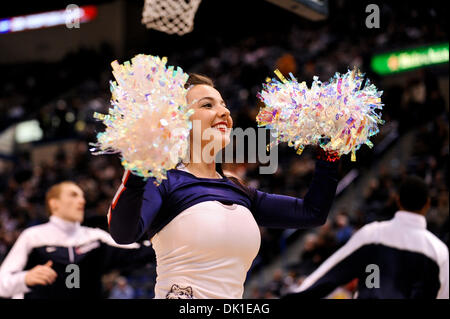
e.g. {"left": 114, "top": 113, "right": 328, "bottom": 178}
{"left": 0, "top": 0, "right": 448, "bottom": 299}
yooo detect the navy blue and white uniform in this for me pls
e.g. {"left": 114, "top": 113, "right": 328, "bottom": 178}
{"left": 108, "top": 159, "right": 339, "bottom": 298}
{"left": 285, "top": 211, "right": 449, "bottom": 299}
{"left": 0, "top": 216, "right": 155, "bottom": 299}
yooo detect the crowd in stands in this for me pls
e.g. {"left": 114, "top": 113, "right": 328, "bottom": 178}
{"left": 0, "top": 1, "right": 447, "bottom": 298}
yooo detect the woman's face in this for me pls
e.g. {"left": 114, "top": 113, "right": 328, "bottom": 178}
{"left": 186, "top": 84, "right": 233, "bottom": 162}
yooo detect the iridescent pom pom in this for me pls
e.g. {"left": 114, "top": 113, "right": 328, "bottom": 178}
{"left": 256, "top": 68, "right": 384, "bottom": 161}
{"left": 90, "top": 54, "right": 194, "bottom": 184}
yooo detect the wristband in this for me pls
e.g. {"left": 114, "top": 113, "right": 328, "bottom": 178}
{"left": 316, "top": 147, "right": 340, "bottom": 162}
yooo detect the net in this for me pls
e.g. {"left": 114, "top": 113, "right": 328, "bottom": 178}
{"left": 142, "top": 0, "right": 202, "bottom": 36}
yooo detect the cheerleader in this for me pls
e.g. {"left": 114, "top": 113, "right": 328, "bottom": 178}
{"left": 108, "top": 74, "right": 340, "bottom": 299}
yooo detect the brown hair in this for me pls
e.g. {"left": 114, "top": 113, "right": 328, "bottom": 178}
{"left": 183, "top": 73, "right": 256, "bottom": 201}
{"left": 45, "top": 181, "right": 77, "bottom": 214}
{"left": 184, "top": 73, "right": 214, "bottom": 89}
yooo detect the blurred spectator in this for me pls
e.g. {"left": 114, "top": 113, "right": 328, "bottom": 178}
{"left": 297, "top": 234, "right": 322, "bottom": 276}
{"left": 266, "top": 269, "right": 284, "bottom": 297}
{"left": 333, "top": 212, "right": 354, "bottom": 246}
{"left": 109, "top": 276, "right": 135, "bottom": 299}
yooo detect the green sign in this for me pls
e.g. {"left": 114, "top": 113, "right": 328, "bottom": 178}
{"left": 371, "top": 43, "right": 449, "bottom": 75}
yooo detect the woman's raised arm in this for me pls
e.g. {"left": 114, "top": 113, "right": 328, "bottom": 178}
{"left": 251, "top": 159, "right": 339, "bottom": 229}
{"left": 108, "top": 170, "right": 165, "bottom": 244}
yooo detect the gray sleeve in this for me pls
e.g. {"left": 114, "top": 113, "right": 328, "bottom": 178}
{"left": 437, "top": 246, "right": 449, "bottom": 299}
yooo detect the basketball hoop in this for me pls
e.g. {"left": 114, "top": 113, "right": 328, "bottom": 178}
{"left": 142, "top": 0, "right": 202, "bottom": 36}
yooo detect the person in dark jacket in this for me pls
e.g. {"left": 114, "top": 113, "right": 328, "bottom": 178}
{"left": 0, "top": 181, "right": 155, "bottom": 299}
{"left": 283, "top": 176, "right": 449, "bottom": 299}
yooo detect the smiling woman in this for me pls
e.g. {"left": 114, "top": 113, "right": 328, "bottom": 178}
{"left": 182, "top": 73, "right": 233, "bottom": 178}
{"left": 108, "top": 72, "right": 341, "bottom": 299}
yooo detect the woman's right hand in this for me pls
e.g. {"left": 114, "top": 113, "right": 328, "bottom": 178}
{"left": 315, "top": 146, "right": 341, "bottom": 162}
{"left": 25, "top": 260, "right": 58, "bottom": 287}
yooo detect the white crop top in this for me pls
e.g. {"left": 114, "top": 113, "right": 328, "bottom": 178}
{"left": 151, "top": 177, "right": 261, "bottom": 299}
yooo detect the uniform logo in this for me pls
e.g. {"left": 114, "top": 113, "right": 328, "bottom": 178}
{"left": 166, "top": 284, "right": 194, "bottom": 299}
{"left": 75, "top": 241, "right": 100, "bottom": 254}
{"left": 46, "top": 247, "right": 57, "bottom": 253}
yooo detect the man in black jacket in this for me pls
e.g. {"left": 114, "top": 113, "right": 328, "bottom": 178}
{"left": 0, "top": 181, "right": 155, "bottom": 298}
{"left": 284, "top": 176, "right": 449, "bottom": 299}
